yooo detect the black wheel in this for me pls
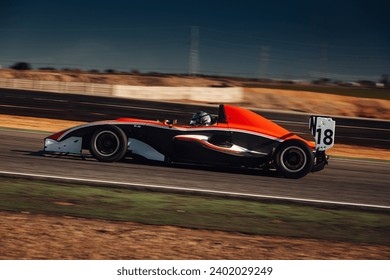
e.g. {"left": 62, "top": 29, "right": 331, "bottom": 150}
{"left": 89, "top": 125, "right": 127, "bottom": 162}
{"left": 274, "top": 140, "right": 313, "bottom": 179}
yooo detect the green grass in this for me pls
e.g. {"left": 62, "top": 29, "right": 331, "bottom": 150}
{"left": 1, "top": 178, "right": 389, "bottom": 245}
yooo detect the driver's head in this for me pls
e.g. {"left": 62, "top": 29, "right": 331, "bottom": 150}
{"left": 190, "top": 111, "right": 212, "bottom": 126}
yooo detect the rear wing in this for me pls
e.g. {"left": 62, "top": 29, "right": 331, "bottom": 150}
{"left": 309, "top": 116, "right": 336, "bottom": 151}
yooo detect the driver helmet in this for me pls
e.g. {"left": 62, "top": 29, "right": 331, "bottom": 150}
{"left": 190, "top": 111, "right": 213, "bottom": 126}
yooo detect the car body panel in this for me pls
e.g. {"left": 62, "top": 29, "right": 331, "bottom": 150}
{"left": 44, "top": 104, "right": 335, "bottom": 177}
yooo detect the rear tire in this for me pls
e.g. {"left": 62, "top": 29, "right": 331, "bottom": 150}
{"left": 89, "top": 126, "right": 127, "bottom": 162}
{"left": 274, "top": 140, "right": 313, "bottom": 179}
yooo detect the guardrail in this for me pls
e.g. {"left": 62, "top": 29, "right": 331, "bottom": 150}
{"left": 0, "top": 78, "right": 243, "bottom": 103}
{"left": 0, "top": 78, "right": 114, "bottom": 96}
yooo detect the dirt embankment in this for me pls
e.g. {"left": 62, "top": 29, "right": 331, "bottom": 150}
{"left": 243, "top": 88, "right": 390, "bottom": 119}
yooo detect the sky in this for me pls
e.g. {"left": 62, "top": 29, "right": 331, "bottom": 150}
{"left": 0, "top": 0, "right": 389, "bottom": 81}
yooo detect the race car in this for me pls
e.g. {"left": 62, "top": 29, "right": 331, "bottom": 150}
{"left": 44, "top": 104, "right": 335, "bottom": 179}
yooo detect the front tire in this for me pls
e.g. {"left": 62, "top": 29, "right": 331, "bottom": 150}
{"left": 274, "top": 140, "right": 313, "bottom": 179}
{"left": 89, "top": 125, "right": 127, "bottom": 162}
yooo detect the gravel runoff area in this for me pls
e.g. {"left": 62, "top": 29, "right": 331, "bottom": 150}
{"left": 1, "top": 211, "right": 389, "bottom": 260}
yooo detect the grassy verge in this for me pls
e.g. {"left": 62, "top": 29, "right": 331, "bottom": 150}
{"left": 1, "top": 178, "right": 389, "bottom": 245}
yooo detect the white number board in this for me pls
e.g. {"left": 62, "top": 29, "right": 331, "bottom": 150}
{"left": 309, "top": 116, "right": 336, "bottom": 151}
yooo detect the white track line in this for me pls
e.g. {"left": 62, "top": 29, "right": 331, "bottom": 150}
{"left": 1, "top": 170, "right": 389, "bottom": 210}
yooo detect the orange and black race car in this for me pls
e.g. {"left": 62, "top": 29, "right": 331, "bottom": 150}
{"left": 44, "top": 104, "right": 335, "bottom": 179}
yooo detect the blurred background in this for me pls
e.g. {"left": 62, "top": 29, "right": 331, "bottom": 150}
{"left": 0, "top": 0, "right": 389, "bottom": 83}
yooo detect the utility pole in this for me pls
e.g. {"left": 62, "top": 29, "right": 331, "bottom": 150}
{"left": 319, "top": 42, "right": 328, "bottom": 80}
{"left": 189, "top": 26, "right": 200, "bottom": 76}
{"left": 259, "top": 46, "right": 269, "bottom": 79}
